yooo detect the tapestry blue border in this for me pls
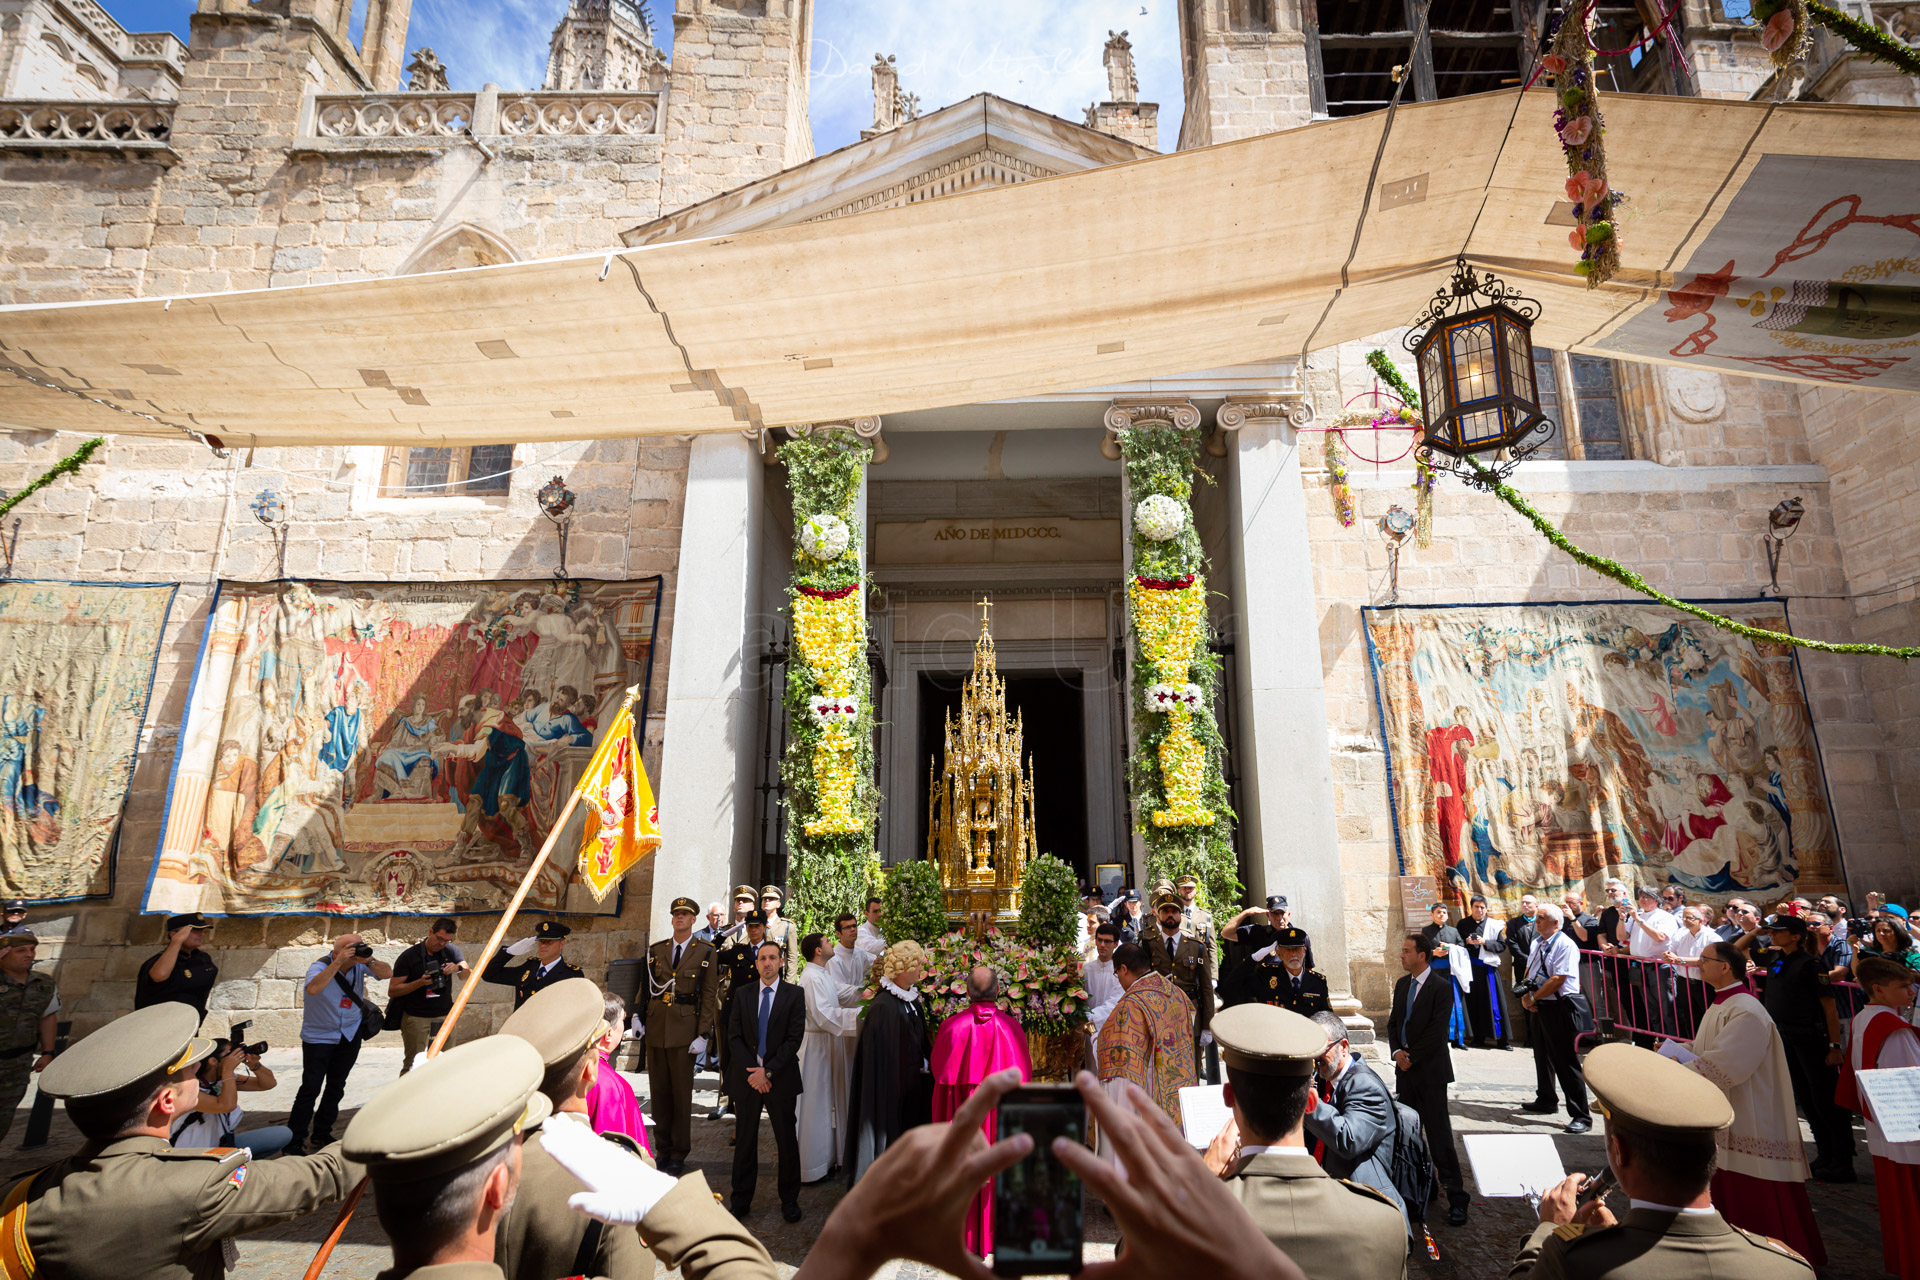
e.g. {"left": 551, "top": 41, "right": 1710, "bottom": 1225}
{"left": 144, "top": 575, "right": 665, "bottom": 919}
{"left": 1, "top": 578, "right": 179, "bottom": 905}
{"left": 1360, "top": 596, "right": 1846, "bottom": 891}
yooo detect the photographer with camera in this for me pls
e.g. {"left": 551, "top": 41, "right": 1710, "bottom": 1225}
{"left": 171, "top": 1024, "right": 287, "bottom": 1155}
{"left": 388, "top": 916, "right": 467, "bottom": 1075}
{"left": 287, "top": 932, "right": 391, "bottom": 1156}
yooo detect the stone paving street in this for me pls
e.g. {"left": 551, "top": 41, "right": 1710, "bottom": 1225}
{"left": 0, "top": 1041, "right": 1883, "bottom": 1279}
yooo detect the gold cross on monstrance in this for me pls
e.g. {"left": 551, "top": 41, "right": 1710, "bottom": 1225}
{"left": 977, "top": 596, "right": 993, "bottom": 626}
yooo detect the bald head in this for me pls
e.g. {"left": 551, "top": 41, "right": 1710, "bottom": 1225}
{"left": 967, "top": 965, "right": 998, "bottom": 1003}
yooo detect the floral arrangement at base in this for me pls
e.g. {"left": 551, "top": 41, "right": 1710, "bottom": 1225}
{"left": 878, "top": 858, "right": 950, "bottom": 947}
{"left": 1543, "top": 9, "right": 1625, "bottom": 288}
{"left": 1115, "top": 422, "right": 1241, "bottom": 912}
{"left": 1017, "top": 854, "right": 1081, "bottom": 951}
{"left": 896, "top": 927, "right": 1089, "bottom": 1038}
{"left": 779, "top": 433, "right": 880, "bottom": 934}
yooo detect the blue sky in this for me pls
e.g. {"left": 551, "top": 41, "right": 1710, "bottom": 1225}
{"left": 98, "top": 0, "right": 1183, "bottom": 151}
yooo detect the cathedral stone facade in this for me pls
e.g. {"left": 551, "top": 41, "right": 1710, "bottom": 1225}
{"left": 0, "top": 0, "right": 1917, "bottom": 1038}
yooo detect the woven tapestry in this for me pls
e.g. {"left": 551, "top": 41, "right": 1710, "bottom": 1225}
{"left": 1364, "top": 600, "right": 1844, "bottom": 908}
{"left": 0, "top": 580, "right": 177, "bottom": 901}
{"left": 148, "top": 578, "right": 660, "bottom": 917}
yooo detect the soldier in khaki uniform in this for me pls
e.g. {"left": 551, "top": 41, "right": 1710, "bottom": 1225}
{"left": 346, "top": 1036, "right": 777, "bottom": 1280}
{"left": 0, "top": 931, "right": 57, "bottom": 1143}
{"left": 1510, "top": 1041, "right": 1813, "bottom": 1279}
{"left": 759, "top": 886, "right": 802, "bottom": 983}
{"left": 497, "top": 980, "right": 651, "bottom": 1280}
{"left": 646, "top": 896, "right": 719, "bottom": 1175}
{"left": 8, "top": 1002, "right": 359, "bottom": 1280}
{"left": 1208, "top": 1003, "right": 1407, "bottom": 1280}
{"left": 1144, "top": 889, "right": 1215, "bottom": 1057}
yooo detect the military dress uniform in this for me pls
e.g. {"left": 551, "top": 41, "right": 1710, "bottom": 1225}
{"left": 482, "top": 920, "right": 587, "bottom": 1010}
{"left": 498, "top": 982, "right": 652, "bottom": 1280}
{"left": 1509, "top": 1042, "right": 1813, "bottom": 1280}
{"left": 10, "top": 1003, "right": 359, "bottom": 1280}
{"left": 1144, "top": 893, "right": 1214, "bottom": 1041}
{"left": 645, "top": 898, "right": 720, "bottom": 1172}
{"left": 0, "top": 934, "right": 57, "bottom": 1143}
{"left": 1212, "top": 1005, "right": 1407, "bottom": 1279}
{"left": 347, "top": 1037, "right": 777, "bottom": 1280}
{"left": 758, "top": 886, "right": 802, "bottom": 983}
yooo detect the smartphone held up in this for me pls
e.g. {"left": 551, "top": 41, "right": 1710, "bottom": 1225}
{"left": 991, "top": 1084, "right": 1086, "bottom": 1276}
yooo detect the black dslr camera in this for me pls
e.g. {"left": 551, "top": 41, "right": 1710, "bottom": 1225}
{"left": 224, "top": 1019, "right": 269, "bottom": 1057}
{"left": 351, "top": 943, "right": 375, "bottom": 959}
{"left": 1512, "top": 977, "right": 1540, "bottom": 1000}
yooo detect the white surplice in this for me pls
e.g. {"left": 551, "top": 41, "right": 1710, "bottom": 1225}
{"left": 1084, "top": 957, "right": 1123, "bottom": 1053}
{"left": 856, "top": 920, "right": 887, "bottom": 963}
{"left": 1850, "top": 1006, "right": 1920, "bottom": 1162}
{"left": 829, "top": 940, "right": 872, "bottom": 1001}
{"left": 1685, "top": 989, "right": 1810, "bottom": 1181}
{"left": 797, "top": 961, "right": 861, "bottom": 1183}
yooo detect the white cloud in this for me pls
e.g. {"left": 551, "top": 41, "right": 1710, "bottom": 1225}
{"left": 410, "top": 0, "right": 573, "bottom": 92}
{"left": 809, "top": 2, "right": 1182, "bottom": 153}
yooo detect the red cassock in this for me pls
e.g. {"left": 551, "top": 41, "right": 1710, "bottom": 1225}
{"left": 931, "top": 1002, "right": 1033, "bottom": 1258}
{"left": 586, "top": 1050, "right": 651, "bottom": 1157}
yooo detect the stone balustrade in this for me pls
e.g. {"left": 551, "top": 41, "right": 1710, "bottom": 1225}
{"left": 301, "top": 88, "right": 662, "bottom": 149}
{"left": 0, "top": 100, "right": 174, "bottom": 153}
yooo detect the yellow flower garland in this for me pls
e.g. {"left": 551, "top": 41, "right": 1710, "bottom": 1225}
{"left": 1152, "top": 711, "right": 1216, "bottom": 828}
{"left": 1129, "top": 575, "right": 1207, "bottom": 684}
{"left": 805, "top": 721, "right": 864, "bottom": 836}
{"left": 793, "top": 589, "right": 863, "bottom": 697}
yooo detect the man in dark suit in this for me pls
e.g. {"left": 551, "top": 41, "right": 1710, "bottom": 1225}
{"left": 728, "top": 937, "right": 806, "bottom": 1222}
{"left": 1389, "top": 931, "right": 1468, "bottom": 1226}
{"left": 1506, "top": 893, "right": 1542, "bottom": 1054}
{"left": 1302, "top": 1010, "right": 1405, "bottom": 1229}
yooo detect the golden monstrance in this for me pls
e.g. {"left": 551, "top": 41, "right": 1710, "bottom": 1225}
{"left": 927, "top": 600, "right": 1038, "bottom": 922}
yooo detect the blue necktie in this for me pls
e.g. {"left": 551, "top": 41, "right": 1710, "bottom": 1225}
{"left": 758, "top": 984, "right": 773, "bottom": 1061}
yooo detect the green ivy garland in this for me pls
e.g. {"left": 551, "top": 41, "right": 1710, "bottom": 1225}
{"left": 1117, "top": 425, "right": 1243, "bottom": 914}
{"left": 1364, "top": 349, "right": 1917, "bottom": 661}
{"left": 0, "top": 437, "right": 106, "bottom": 521}
{"left": 778, "top": 433, "right": 882, "bottom": 934}
{"left": 1808, "top": 0, "right": 1920, "bottom": 76}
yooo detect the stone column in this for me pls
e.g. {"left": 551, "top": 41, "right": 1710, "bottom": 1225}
{"left": 1218, "top": 395, "right": 1367, "bottom": 1027}
{"left": 652, "top": 433, "right": 766, "bottom": 939}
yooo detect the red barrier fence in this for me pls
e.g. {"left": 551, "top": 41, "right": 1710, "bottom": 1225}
{"left": 1573, "top": 948, "right": 1870, "bottom": 1047}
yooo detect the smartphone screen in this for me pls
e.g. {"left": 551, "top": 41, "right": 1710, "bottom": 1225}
{"left": 991, "top": 1085, "right": 1085, "bottom": 1276}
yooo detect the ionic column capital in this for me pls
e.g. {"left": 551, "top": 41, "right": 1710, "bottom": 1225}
{"left": 1211, "top": 394, "right": 1315, "bottom": 455}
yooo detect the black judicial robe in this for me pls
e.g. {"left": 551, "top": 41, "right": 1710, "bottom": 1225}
{"left": 844, "top": 985, "right": 932, "bottom": 1184}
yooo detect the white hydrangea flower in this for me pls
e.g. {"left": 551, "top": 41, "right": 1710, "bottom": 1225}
{"left": 799, "top": 512, "right": 851, "bottom": 560}
{"left": 1133, "top": 494, "right": 1188, "bottom": 542}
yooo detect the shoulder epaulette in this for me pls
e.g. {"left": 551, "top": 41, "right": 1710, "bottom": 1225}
{"left": 1552, "top": 1223, "right": 1587, "bottom": 1243}
{"left": 1732, "top": 1226, "right": 1809, "bottom": 1264}
{"left": 154, "top": 1146, "right": 243, "bottom": 1162}
{"left": 1335, "top": 1178, "right": 1398, "bottom": 1210}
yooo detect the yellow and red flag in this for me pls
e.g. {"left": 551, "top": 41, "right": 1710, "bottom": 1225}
{"left": 575, "top": 695, "right": 659, "bottom": 902}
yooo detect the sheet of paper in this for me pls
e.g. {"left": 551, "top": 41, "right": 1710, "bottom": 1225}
{"left": 1657, "top": 1038, "right": 1699, "bottom": 1065}
{"left": 1178, "top": 1083, "right": 1232, "bottom": 1149}
{"left": 1858, "top": 1067, "right": 1920, "bottom": 1143}
{"left": 1463, "top": 1133, "right": 1568, "bottom": 1198}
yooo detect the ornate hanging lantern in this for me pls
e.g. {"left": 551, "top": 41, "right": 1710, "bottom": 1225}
{"left": 1404, "top": 257, "right": 1556, "bottom": 488}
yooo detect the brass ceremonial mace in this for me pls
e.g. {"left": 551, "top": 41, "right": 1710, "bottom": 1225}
{"left": 303, "top": 686, "right": 646, "bottom": 1279}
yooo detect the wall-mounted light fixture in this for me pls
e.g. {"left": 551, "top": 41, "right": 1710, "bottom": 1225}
{"left": 1763, "top": 495, "right": 1804, "bottom": 596}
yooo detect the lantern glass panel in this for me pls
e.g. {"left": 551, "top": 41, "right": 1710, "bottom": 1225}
{"left": 1501, "top": 316, "right": 1537, "bottom": 405}
{"left": 1459, "top": 406, "right": 1506, "bottom": 446}
{"left": 1450, "top": 319, "right": 1499, "bottom": 404}
{"left": 1419, "top": 339, "right": 1447, "bottom": 415}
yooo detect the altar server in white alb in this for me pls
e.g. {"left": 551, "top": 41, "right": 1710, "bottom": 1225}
{"left": 1084, "top": 921, "right": 1125, "bottom": 1052}
{"left": 797, "top": 931, "right": 861, "bottom": 1183}
{"left": 828, "top": 912, "right": 873, "bottom": 998}
{"left": 855, "top": 897, "right": 887, "bottom": 963}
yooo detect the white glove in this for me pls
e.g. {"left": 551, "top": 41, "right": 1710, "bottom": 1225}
{"left": 540, "top": 1115, "right": 678, "bottom": 1226}
{"left": 506, "top": 937, "right": 537, "bottom": 956}
{"left": 688, "top": 1036, "right": 707, "bottom": 1057}
{"left": 1200, "top": 1030, "right": 1214, "bottom": 1047}
{"left": 1250, "top": 944, "right": 1276, "bottom": 962}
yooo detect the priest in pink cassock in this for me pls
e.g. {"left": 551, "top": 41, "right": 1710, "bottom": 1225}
{"left": 932, "top": 964, "right": 1033, "bottom": 1257}
{"left": 586, "top": 992, "right": 651, "bottom": 1156}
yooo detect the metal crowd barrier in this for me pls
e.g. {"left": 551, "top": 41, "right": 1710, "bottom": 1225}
{"left": 1572, "top": 948, "right": 1870, "bottom": 1048}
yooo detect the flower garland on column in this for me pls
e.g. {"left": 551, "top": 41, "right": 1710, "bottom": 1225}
{"left": 1544, "top": 9, "right": 1623, "bottom": 287}
{"left": 779, "top": 433, "right": 881, "bottom": 933}
{"left": 1117, "top": 424, "right": 1241, "bottom": 910}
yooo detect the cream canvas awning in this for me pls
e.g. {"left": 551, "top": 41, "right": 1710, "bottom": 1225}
{"left": 1, "top": 88, "right": 1916, "bottom": 448}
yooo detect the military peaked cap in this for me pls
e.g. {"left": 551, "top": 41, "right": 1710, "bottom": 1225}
{"left": 40, "top": 1004, "right": 215, "bottom": 1101}
{"left": 500, "top": 979, "right": 607, "bottom": 1066}
{"left": 344, "top": 1038, "right": 551, "bottom": 1180}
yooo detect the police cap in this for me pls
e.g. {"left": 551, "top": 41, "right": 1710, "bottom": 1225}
{"left": 533, "top": 920, "right": 572, "bottom": 941}
{"left": 344, "top": 1038, "right": 550, "bottom": 1181}
{"left": 1272, "top": 927, "right": 1310, "bottom": 948}
{"left": 1211, "top": 1004, "right": 1324, "bottom": 1078}
{"left": 166, "top": 912, "right": 213, "bottom": 933}
{"left": 1266, "top": 895, "right": 1288, "bottom": 912}
{"left": 39, "top": 1004, "right": 215, "bottom": 1101}
{"left": 742, "top": 909, "right": 769, "bottom": 927}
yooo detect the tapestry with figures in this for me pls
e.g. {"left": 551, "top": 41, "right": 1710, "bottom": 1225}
{"left": 1364, "top": 600, "right": 1845, "bottom": 908}
{"left": 147, "top": 578, "right": 660, "bottom": 917}
{"left": 0, "top": 580, "right": 177, "bottom": 902}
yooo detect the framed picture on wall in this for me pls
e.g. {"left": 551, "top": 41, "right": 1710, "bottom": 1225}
{"left": 1094, "top": 863, "right": 1129, "bottom": 904}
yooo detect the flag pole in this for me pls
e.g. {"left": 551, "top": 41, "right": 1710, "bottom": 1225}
{"left": 302, "top": 685, "right": 643, "bottom": 1280}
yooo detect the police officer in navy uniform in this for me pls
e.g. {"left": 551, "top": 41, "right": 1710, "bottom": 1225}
{"left": 482, "top": 920, "right": 586, "bottom": 1010}
{"left": 1220, "top": 927, "right": 1331, "bottom": 1018}
{"left": 135, "top": 913, "right": 220, "bottom": 1021}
